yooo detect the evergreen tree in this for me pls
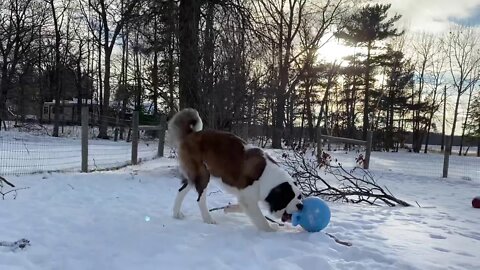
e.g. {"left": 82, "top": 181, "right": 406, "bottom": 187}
{"left": 375, "top": 47, "right": 415, "bottom": 150}
{"left": 336, "top": 4, "right": 403, "bottom": 140}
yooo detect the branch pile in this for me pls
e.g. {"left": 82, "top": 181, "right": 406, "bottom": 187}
{"left": 282, "top": 150, "right": 411, "bottom": 207}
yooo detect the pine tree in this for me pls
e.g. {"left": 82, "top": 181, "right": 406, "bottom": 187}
{"left": 336, "top": 4, "right": 403, "bottom": 140}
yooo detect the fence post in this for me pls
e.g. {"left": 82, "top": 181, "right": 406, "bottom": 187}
{"left": 443, "top": 136, "right": 451, "bottom": 178}
{"left": 157, "top": 114, "right": 167, "bottom": 157}
{"left": 316, "top": 127, "right": 323, "bottom": 160}
{"left": 114, "top": 114, "right": 119, "bottom": 142}
{"left": 81, "top": 106, "right": 88, "bottom": 172}
{"left": 364, "top": 130, "right": 373, "bottom": 170}
{"left": 131, "top": 111, "right": 139, "bottom": 165}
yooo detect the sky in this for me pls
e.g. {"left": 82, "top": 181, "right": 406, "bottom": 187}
{"left": 380, "top": 0, "right": 480, "bottom": 33}
{"left": 319, "top": 0, "right": 480, "bottom": 62}
{"left": 316, "top": 0, "right": 480, "bottom": 136}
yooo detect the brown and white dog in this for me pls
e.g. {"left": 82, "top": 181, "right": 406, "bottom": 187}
{"left": 168, "top": 108, "right": 303, "bottom": 232}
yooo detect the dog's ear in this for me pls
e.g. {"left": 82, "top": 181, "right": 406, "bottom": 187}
{"left": 265, "top": 182, "right": 294, "bottom": 212}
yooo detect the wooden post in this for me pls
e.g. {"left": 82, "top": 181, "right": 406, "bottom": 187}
{"left": 131, "top": 111, "right": 139, "bottom": 165}
{"left": 81, "top": 106, "right": 88, "bottom": 172}
{"left": 157, "top": 114, "right": 167, "bottom": 157}
{"left": 443, "top": 136, "right": 451, "bottom": 178}
{"left": 364, "top": 130, "right": 373, "bottom": 170}
{"left": 114, "top": 114, "right": 119, "bottom": 142}
{"left": 316, "top": 127, "right": 323, "bottom": 160}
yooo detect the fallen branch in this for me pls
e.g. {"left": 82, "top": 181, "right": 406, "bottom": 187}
{"left": 0, "top": 177, "right": 30, "bottom": 200}
{"left": 282, "top": 150, "right": 411, "bottom": 207}
{"left": 0, "top": 187, "right": 30, "bottom": 200}
{"left": 0, "top": 176, "right": 15, "bottom": 187}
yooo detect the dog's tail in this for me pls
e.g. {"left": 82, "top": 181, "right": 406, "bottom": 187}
{"left": 167, "top": 108, "right": 203, "bottom": 147}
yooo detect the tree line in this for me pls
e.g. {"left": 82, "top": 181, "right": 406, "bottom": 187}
{"left": 0, "top": 0, "right": 478, "bottom": 155}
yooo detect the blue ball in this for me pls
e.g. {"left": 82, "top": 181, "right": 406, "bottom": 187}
{"left": 292, "top": 197, "right": 331, "bottom": 232}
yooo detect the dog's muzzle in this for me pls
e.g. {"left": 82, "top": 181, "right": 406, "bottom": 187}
{"left": 281, "top": 211, "right": 292, "bottom": 222}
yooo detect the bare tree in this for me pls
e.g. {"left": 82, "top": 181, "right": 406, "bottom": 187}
{"left": 411, "top": 32, "right": 434, "bottom": 152}
{"left": 47, "top": 0, "right": 70, "bottom": 137}
{"left": 85, "top": 0, "right": 140, "bottom": 139}
{"left": 252, "top": 0, "right": 344, "bottom": 148}
{"left": 444, "top": 25, "right": 480, "bottom": 153}
{"left": 423, "top": 37, "right": 447, "bottom": 153}
{"left": 458, "top": 81, "right": 477, "bottom": 155}
{"left": 411, "top": 33, "right": 447, "bottom": 153}
{"left": 0, "top": 0, "right": 38, "bottom": 129}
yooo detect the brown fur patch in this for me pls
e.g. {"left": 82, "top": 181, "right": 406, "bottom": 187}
{"left": 178, "top": 130, "right": 267, "bottom": 195}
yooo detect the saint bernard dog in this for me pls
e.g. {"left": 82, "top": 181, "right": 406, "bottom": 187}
{"left": 168, "top": 108, "right": 304, "bottom": 232}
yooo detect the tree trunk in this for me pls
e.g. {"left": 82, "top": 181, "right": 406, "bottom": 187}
{"left": 166, "top": 0, "right": 177, "bottom": 117}
{"left": 305, "top": 82, "right": 314, "bottom": 142}
{"left": 203, "top": 0, "right": 215, "bottom": 127}
{"left": 363, "top": 41, "right": 372, "bottom": 140}
{"left": 423, "top": 111, "right": 434, "bottom": 154}
{"left": 458, "top": 86, "right": 474, "bottom": 155}
{"left": 178, "top": 0, "right": 201, "bottom": 110}
{"left": 449, "top": 91, "right": 462, "bottom": 154}
{"left": 134, "top": 32, "right": 142, "bottom": 111}
{"left": 152, "top": 18, "right": 159, "bottom": 117}
{"left": 477, "top": 126, "right": 480, "bottom": 157}
{"left": 76, "top": 41, "right": 84, "bottom": 124}
{"left": 0, "top": 66, "right": 10, "bottom": 127}
{"left": 50, "top": 0, "right": 61, "bottom": 137}
{"left": 441, "top": 86, "right": 446, "bottom": 151}
{"left": 98, "top": 48, "right": 112, "bottom": 139}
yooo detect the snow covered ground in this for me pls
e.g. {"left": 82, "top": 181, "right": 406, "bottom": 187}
{"left": 1, "top": 145, "right": 479, "bottom": 270}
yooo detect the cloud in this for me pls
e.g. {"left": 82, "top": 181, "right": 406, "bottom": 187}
{"left": 377, "top": 0, "right": 480, "bottom": 32}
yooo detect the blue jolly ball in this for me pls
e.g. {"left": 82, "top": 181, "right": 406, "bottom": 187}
{"left": 292, "top": 196, "right": 331, "bottom": 232}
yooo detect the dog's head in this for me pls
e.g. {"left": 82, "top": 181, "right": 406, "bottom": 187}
{"left": 265, "top": 181, "right": 303, "bottom": 223}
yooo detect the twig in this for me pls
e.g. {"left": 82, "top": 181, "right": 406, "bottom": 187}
{"left": 0, "top": 176, "right": 15, "bottom": 187}
{"left": 0, "top": 187, "right": 30, "bottom": 200}
{"left": 325, "top": 232, "right": 352, "bottom": 246}
{"left": 208, "top": 190, "right": 223, "bottom": 196}
{"left": 209, "top": 206, "right": 228, "bottom": 212}
{"left": 265, "top": 216, "right": 285, "bottom": 226}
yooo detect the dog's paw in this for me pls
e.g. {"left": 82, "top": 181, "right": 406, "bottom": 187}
{"left": 173, "top": 211, "right": 185, "bottom": 219}
{"left": 203, "top": 216, "right": 217, "bottom": 224}
{"left": 268, "top": 223, "right": 280, "bottom": 232}
{"left": 259, "top": 223, "right": 279, "bottom": 232}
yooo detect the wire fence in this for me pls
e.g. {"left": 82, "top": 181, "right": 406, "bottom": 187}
{"left": 313, "top": 140, "right": 479, "bottom": 181}
{"left": 0, "top": 112, "right": 164, "bottom": 176}
{"left": 1, "top": 115, "right": 478, "bottom": 182}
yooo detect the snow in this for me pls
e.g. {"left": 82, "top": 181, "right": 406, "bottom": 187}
{"left": 1, "top": 139, "right": 480, "bottom": 269}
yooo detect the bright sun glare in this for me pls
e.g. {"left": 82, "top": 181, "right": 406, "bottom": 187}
{"left": 317, "top": 39, "right": 357, "bottom": 64}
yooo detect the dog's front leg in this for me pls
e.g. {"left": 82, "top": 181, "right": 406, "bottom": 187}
{"left": 198, "top": 190, "right": 216, "bottom": 224}
{"left": 239, "top": 200, "right": 277, "bottom": 232}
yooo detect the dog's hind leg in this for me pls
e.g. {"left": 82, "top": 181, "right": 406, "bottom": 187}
{"left": 173, "top": 178, "right": 192, "bottom": 219}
